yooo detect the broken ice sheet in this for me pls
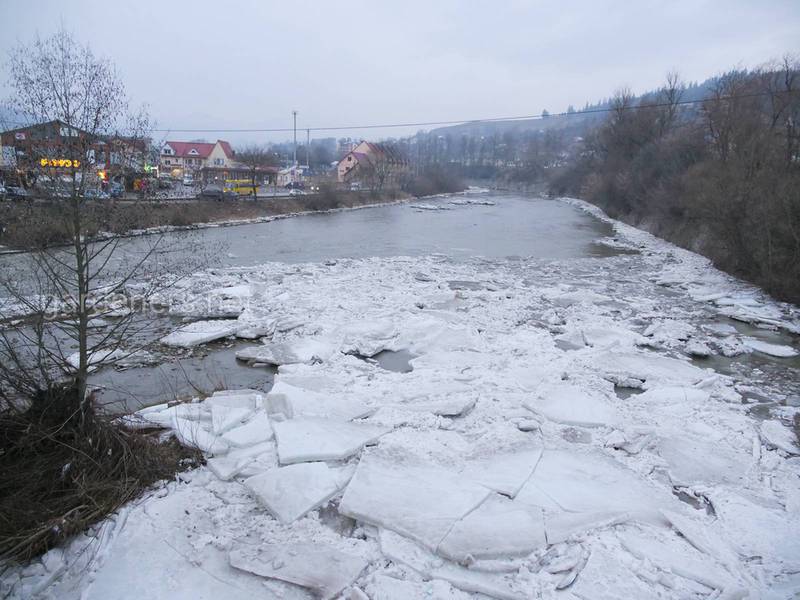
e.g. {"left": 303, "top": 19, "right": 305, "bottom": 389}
{"left": 569, "top": 546, "right": 659, "bottom": 600}
{"left": 235, "top": 337, "right": 336, "bottom": 365}
{"left": 340, "top": 453, "right": 492, "bottom": 551}
{"left": 378, "top": 529, "right": 528, "bottom": 600}
{"left": 160, "top": 319, "right": 241, "bottom": 347}
{"left": 272, "top": 417, "right": 389, "bottom": 464}
{"left": 244, "top": 462, "right": 346, "bottom": 523}
{"left": 742, "top": 338, "right": 799, "bottom": 358}
{"left": 171, "top": 417, "right": 229, "bottom": 456}
{"left": 657, "top": 434, "right": 751, "bottom": 486}
{"left": 589, "top": 350, "right": 707, "bottom": 387}
{"left": 210, "top": 404, "right": 252, "bottom": 434}
{"left": 437, "top": 494, "right": 546, "bottom": 561}
{"left": 336, "top": 318, "right": 398, "bottom": 357}
{"left": 524, "top": 383, "right": 619, "bottom": 428}
{"left": 229, "top": 543, "right": 367, "bottom": 600}
{"left": 221, "top": 412, "right": 273, "bottom": 447}
{"left": 266, "top": 380, "right": 373, "bottom": 421}
{"left": 206, "top": 441, "right": 275, "bottom": 481}
{"left": 760, "top": 420, "right": 800, "bottom": 455}
{"left": 459, "top": 448, "right": 543, "bottom": 497}
{"left": 516, "top": 449, "right": 676, "bottom": 520}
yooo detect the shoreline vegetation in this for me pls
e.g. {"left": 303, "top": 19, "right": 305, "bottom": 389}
{"left": 0, "top": 164, "right": 468, "bottom": 254}
{"left": 0, "top": 175, "right": 467, "bottom": 252}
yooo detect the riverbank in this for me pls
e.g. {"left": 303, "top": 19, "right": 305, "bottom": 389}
{"left": 3, "top": 196, "right": 798, "bottom": 599}
{"left": 0, "top": 179, "right": 477, "bottom": 252}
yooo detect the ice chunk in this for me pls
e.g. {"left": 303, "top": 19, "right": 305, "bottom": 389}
{"left": 221, "top": 412, "right": 273, "bottom": 447}
{"left": 742, "top": 338, "right": 799, "bottom": 358}
{"left": 760, "top": 420, "right": 800, "bottom": 454}
{"left": 272, "top": 417, "right": 389, "bottom": 464}
{"left": 340, "top": 454, "right": 492, "bottom": 551}
{"left": 544, "top": 511, "right": 630, "bottom": 544}
{"left": 516, "top": 449, "right": 673, "bottom": 519}
{"left": 657, "top": 435, "right": 750, "bottom": 486}
{"left": 206, "top": 390, "right": 263, "bottom": 410}
{"left": 171, "top": 417, "right": 229, "bottom": 455}
{"left": 556, "top": 326, "right": 647, "bottom": 350}
{"left": 206, "top": 441, "right": 274, "bottom": 480}
{"left": 387, "top": 397, "right": 476, "bottom": 417}
{"left": 338, "top": 319, "right": 398, "bottom": 357}
{"left": 244, "top": 462, "right": 344, "bottom": 523}
{"left": 437, "top": 495, "right": 546, "bottom": 561}
{"left": 267, "top": 380, "right": 373, "bottom": 421}
{"left": 632, "top": 386, "right": 710, "bottom": 406}
{"left": 685, "top": 339, "right": 713, "bottom": 357}
{"left": 236, "top": 338, "right": 336, "bottom": 365}
{"left": 161, "top": 319, "right": 240, "bottom": 347}
{"left": 619, "top": 529, "right": 741, "bottom": 593}
{"left": 550, "top": 289, "right": 612, "bottom": 307}
{"left": 229, "top": 543, "right": 367, "bottom": 600}
{"left": 378, "top": 529, "right": 526, "bottom": 600}
{"left": 590, "top": 351, "right": 707, "bottom": 387}
{"left": 459, "top": 449, "right": 542, "bottom": 497}
{"left": 524, "top": 383, "right": 619, "bottom": 428}
{"left": 210, "top": 404, "right": 252, "bottom": 434}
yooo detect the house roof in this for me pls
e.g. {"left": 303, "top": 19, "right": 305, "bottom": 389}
{"left": 164, "top": 139, "right": 234, "bottom": 159}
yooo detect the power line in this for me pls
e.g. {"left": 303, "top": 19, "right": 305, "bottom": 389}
{"left": 2, "top": 90, "right": 796, "bottom": 136}
{"left": 145, "top": 90, "right": 796, "bottom": 134}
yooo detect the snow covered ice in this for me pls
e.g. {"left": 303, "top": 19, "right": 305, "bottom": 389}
{"left": 6, "top": 197, "right": 800, "bottom": 600}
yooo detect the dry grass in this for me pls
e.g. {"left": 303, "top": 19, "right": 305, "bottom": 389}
{"left": 0, "top": 386, "right": 202, "bottom": 562}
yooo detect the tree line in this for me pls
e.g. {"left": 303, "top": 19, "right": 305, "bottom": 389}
{"left": 548, "top": 60, "right": 800, "bottom": 303}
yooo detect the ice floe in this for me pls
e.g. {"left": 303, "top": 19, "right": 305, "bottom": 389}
{"left": 272, "top": 417, "right": 389, "bottom": 464}
{"left": 229, "top": 543, "right": 367, "bottom": 599}
{"left": 160, "top": 319, "right": 241, "bottom": 347}
{"left": 244, "top": 462, "right": 347, "bottom": 523}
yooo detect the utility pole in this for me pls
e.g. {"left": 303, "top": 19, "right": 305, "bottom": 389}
{"left": 306, "top": 129, "right": 310, "bottom": 168}
{"left": 292, "top": 110, "right": 298, "bottom": 166}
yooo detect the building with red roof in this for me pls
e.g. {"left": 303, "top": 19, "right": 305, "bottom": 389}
{"left": 160, "top": 139, "right": 235, "bottom": 177}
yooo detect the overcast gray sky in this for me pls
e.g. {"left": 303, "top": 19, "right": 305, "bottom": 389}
{"left": 1, "top": 0, "right": 798, "bottom": 145}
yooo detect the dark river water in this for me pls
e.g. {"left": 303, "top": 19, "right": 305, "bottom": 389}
{"left": 111, "top": 194, "right": 621, "bottom": 267}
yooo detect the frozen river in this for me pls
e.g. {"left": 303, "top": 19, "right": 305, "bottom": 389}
{"left": 91, "top": 193, "right": 629, "bottom": 410}
{"left": 9, "top": 192, "right": 800, "bottom": 599}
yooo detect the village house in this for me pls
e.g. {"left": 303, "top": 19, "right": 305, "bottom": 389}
{"left": 276, "top": 164, "right": 306, "bottom": 187}
{"left": 0, "top": 119, "right": 148, "bottom": 185}
{"left": 160, "top": 139, "right": 235, "bottom": 178}
{"left": 336, "top": 141, "right": 409, "bottom": 188}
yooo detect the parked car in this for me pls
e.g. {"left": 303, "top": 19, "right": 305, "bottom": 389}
{"left": 349, "top": 181, "right": 362, "bottom": 191}
{"left": 109, "top": 183, "right": 124, "bottom": 198}
{"left": 197, "top": 185, "right": 237, "bottom": 201}
{"left": 285, "top": 181, "right": 305, "bottom": 190}
{"left": 182, "top": 174, "right": 194, "bottom": 186}
{"left": 85, "top": 188, "right": 110, "bottom": 199}
{"left": 6, "top": 186, "right": 29, "bottom": 200}
{"left": 288, "top": 188, "right": 306, "bottom": 196}
{"left": 0, "top": 183, "right": 6, "bottom": 200}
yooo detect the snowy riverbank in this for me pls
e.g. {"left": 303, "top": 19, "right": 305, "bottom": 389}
{"left": 3, "top": 197, "right": 799, "bottom": 599}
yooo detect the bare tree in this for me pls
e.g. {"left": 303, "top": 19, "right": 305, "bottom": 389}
{"left": 0, "top": 30, "right": 206, "bottom": 413}
{"left": 237, "top": 145, "right": 277, "bottom": 198}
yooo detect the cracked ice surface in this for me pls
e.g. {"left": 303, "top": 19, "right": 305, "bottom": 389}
{"left": 5, "top": 199, "right": 800, "bottom": 600}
